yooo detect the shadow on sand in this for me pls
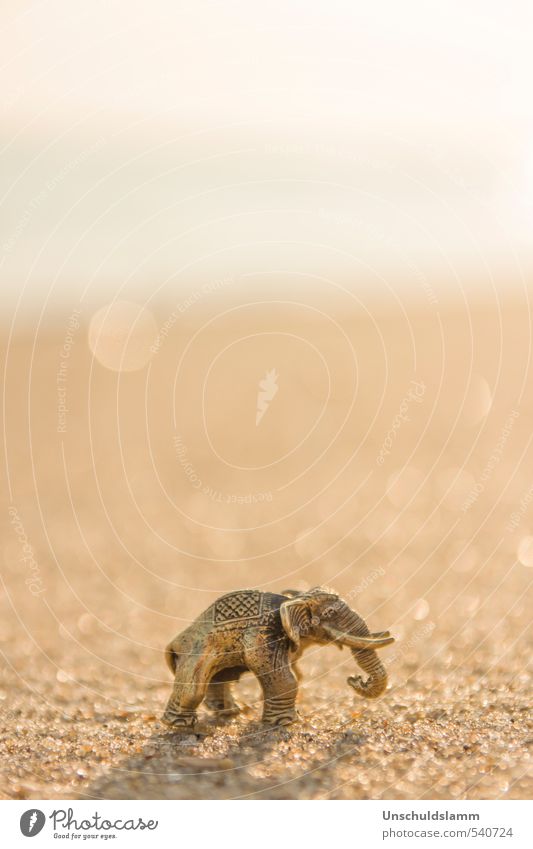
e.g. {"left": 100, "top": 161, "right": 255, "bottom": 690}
{"left": 81, "top": 710, "right": 367, "bottom": 800}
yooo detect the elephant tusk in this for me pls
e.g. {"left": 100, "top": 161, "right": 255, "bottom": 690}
{"left": 322, "top": 624, "right": 395, "bottom": 649}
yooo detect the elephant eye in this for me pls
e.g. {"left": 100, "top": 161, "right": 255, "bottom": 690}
{"left": 321, "top": 607, "right": 335, "bottom": 619}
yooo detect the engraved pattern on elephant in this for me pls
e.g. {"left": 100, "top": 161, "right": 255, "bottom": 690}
{"left": 213, "top": 590, "right": 263, "bottom": 624}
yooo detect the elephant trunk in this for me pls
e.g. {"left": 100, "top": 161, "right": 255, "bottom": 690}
{"left": 335, "top": 606, "right": 389, "bottom": 699}
{"left": 349, "top": 647, "right": 388, "bottom": 698}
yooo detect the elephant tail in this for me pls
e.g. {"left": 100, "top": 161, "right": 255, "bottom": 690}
{"left": 165, "top": 641, "right": 180, "bottom": 674}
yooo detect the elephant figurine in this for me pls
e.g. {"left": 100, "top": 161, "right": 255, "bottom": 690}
{"left": 162, "top": 587, "right": 395, "bottom": 728}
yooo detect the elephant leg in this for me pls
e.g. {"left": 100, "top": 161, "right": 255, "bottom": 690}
{"left": 163, "top": 656, "right": 210, "bottom": 728}
{"left": 254, "top": 665, "right": 299, "bottom": 726}
{"left": 290, "top": 646, "right": 303, "bottom": 684}
{"left": 204, "top": 673, "right": 240, "bottom": 716}
{"left": 291, "top": 661, "right": 302, "bottom": 683}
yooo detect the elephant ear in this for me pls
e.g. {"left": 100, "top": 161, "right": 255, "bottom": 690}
{"left": 280, "top": 597, "right": 311, "bottom": 649}
{"left": 280, "top": 588, "right": 302, "bottom": 598}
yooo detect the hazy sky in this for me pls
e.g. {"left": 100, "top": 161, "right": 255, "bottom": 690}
{"left": 2, "top": 1, "right": 533, "bottom": 313}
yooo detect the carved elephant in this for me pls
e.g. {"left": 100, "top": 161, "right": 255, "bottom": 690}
{"left": 162, "top": 587, "right": 394, "bottom": 728}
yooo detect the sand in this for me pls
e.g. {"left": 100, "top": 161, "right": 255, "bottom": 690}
{"left": 1, "top": 295, "right": 531, "bottom": 799}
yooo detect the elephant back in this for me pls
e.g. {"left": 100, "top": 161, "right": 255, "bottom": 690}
{"left": 213, "top": 590, "right": 263, "bottom": 624}
{"left": 200, "top": 590, "right": 285, "bottom": 627}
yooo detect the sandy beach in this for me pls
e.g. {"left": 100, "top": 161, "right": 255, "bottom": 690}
{"left": 1, "top": 295, "right": 531, "bottom": 799}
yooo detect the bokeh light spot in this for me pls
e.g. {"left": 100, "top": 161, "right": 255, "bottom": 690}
{"left": 517, "top": 535, "right": 533, "bottom": 567}
{"left": 88, "top": 301, "right": 158, "bottom": 372}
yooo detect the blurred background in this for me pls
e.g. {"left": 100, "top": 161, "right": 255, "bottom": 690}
{"left": 1, "top": 0, "right": 532, "bottom": 800}
{"left": 2, "top": 0, "right": 533, "bottom": 308}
